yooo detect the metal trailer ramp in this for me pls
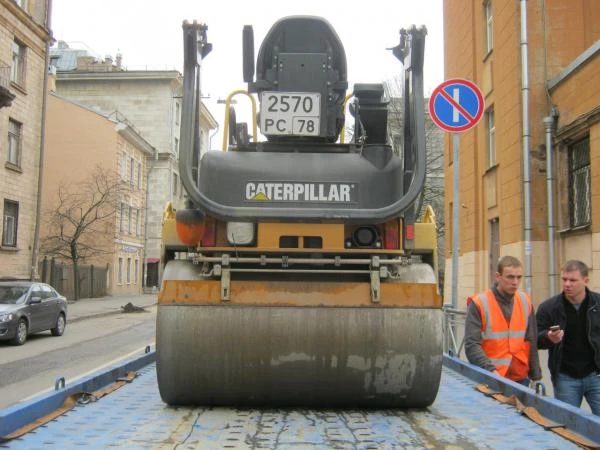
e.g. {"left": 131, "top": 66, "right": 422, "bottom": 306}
{"left": 2, "top": 352, "right": 599, "bottom": 449}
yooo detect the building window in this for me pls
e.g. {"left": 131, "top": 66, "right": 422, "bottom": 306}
{"left": 134, "top": 259, "right": 139, "bottom": 284}
{"left": 130, "top": 157, "right": 135, "bottom": 185}
{"left": 120, "top": 202, "right": 126, "bottom": 232}
{"left": 2, "top": 200, "right": 18, "bottom": 247}
{"left": 126, "top": 257, "right": 131, "bottom": 283}
{"left": 11, "top": 40, "right": 26, "bottom": 86}
{"left": 121, "top": 152, "right": 127, "bottom": 180}
{"left": 485, "top": 107, "right": 495, "bottom": 168}
{"left": 484, "top": 0, "right": 493, "bottom": 54}
{"left": 175, "top": 102, "right": 180, "bottom": 126}
{"left": 135, "top": 208, "right": 139, "bottom": 235}
{"left": 173, "top": 173, "right": 178, "bottom": 197}
{"left": 568, "top": 136, "right": 591, "bottom": 228}
{"left": 174, "top": 137, "right": 179, "bottom": 158}
{"left": 7, "top": 119, "right": 22, "bottom": 167}
{"left": 128, "top": 206, "right": 133, "bottom": 234}
{"left": 118, "top": 257, "right": 123, "bottom": 284}
{"left": 137, "top": 162, "right": 142, "bottom": 189}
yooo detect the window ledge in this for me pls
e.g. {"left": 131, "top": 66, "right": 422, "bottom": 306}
{"left": 9, "top": 81, "right": 27, "bottom": 95}
{"left": 0, "top": 246, "right": 19, "bottom": 252}
{"left": 5, "top": 162, "right": 23, "bottom": 173}
{"left": 558, "top": 224, "right": 591, "bottom": 235}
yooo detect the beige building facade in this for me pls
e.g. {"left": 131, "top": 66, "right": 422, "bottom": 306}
{"left": 443, "top": 0, "right": 600, "bottom": 308}
{"left": 0, "top": 0, "right": 50, "bottom": 279}
{"left": 49, "top": 48, "right": 217, "bottom": 290}
{"left": 43, "top": 92, "right": 154, "bottom": 295}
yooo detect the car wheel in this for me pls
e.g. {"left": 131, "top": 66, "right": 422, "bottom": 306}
{"left": 11, "top": 319, "right": 28, "bottom": 346}
{"left": 51, "top": 313, "right": 66, "bottom": 337}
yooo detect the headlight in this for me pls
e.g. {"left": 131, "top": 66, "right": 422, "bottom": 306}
{"left": 0, "top": 313, "right": 14, "bottom": 323}
{"left": 226, "top": 222, "right": 255, "bottom": 245}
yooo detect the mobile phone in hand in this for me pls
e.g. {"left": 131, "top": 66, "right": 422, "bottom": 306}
{"left": 549, "top": 325, "right": 560, "bottom": 332}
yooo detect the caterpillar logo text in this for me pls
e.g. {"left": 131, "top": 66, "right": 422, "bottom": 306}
{"left": 245, "top": 182, "right": 356, "bottom": 203}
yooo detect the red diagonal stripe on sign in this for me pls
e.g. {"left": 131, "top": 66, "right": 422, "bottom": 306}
{"left": 439, "top": 88, "right": 477, "bottom": 126}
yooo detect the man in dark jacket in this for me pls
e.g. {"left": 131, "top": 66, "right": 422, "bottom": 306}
{"left": 536, "top": 260, "right": 600, "bottom": 415}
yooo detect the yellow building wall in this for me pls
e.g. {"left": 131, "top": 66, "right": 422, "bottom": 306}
{"left": 43, "top": 94, "right": 147, "bottom": 296}
{"left": 443, "top": 0, "right": 600, "bottom": 304}
{"left": 45, "top": 94, "right": 116, "bottom": 178}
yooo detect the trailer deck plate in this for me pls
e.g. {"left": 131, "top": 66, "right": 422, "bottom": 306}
{"left": 3, "top": 362, "right": 583, "bottom": 449}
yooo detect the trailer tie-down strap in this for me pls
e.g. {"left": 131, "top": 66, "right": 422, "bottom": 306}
{"left": 476, "top": 384, "right": 600, "bottom": 450}
{"left": 0, "top": 371, "right": 137, "bottom": 442}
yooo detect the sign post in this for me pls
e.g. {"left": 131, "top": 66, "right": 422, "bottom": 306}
{"left": 429, "top": 79, "right": 484, "bottom": 309}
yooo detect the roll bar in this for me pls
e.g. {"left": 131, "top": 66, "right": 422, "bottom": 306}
{"left": 179, "top": 20, "right": 427, "bottom": 222}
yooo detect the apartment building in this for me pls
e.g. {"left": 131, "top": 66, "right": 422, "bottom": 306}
{"left": 50, "top": 44, "right": 217, "bottom": 290}
{"left": 0, "top": 0, "right": 50, "bottom": 279}
{"left": 443, "top": 0, "right": 600, "bottom": 306}
{"left": 43, "top": 90, "right": 154, "bottom": 295}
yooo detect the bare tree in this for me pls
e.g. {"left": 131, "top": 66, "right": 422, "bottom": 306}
{"left": 384, "top": 77, "right": 446, "bottom": 279}
{"left": 41, "top": 167, "right": 124, "bottom": 300}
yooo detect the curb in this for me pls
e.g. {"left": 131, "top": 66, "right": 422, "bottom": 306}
{"left": 68, "top": 310, "right": 124, "bottom": 324}
{"left": 68, "top": 304, "right": 157, "bottom": 324}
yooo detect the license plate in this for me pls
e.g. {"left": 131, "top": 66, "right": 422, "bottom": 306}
{"left": 259, "top": 92, "right": 321, "bottom": 136}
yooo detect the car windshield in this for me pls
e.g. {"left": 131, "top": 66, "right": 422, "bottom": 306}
{"left": 0, "top": 286, "right": 29, "bottom": 304}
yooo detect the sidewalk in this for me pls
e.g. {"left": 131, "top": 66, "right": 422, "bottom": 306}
{"left": 66, "top": 293, "right": 158, "bottom": 323}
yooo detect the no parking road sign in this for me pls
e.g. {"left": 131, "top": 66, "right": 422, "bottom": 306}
{"left": 429, "top": 79, "right": 484, "bottom": 133}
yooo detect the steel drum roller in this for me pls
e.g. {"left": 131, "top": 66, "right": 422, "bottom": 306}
{"left": 156, "top": 261, "right": 442, "bottom": 408}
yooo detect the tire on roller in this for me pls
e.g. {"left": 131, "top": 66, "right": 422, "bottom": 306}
{"left": 156, "top": 260, "right": 442, "bottom": 408}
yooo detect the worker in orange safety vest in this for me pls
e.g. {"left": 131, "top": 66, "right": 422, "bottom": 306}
{"left": 465, "top": 255, "right": 541, "bottom": 385}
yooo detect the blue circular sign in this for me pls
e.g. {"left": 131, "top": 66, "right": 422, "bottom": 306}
{"left": 429, "top": 79, "right": 484, "bottom": 132}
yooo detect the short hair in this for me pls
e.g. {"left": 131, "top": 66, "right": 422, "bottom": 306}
{"left": 562, "top": 260, "right": 589, "bottom": 277}
{"left": 497, "top": 255, "right": 522, "bottom": 274}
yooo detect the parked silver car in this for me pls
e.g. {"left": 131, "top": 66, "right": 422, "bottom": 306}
{"left": 0, "top": 281, "right": 68, "bottom": 345}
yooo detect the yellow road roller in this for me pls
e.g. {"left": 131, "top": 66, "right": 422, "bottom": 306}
{"left": 156, "top": 16, "right": 442, "bottom": 408}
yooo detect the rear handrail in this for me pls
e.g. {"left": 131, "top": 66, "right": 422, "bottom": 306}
{"left": 221, "top": 89, "right": 258, "bottom": 151}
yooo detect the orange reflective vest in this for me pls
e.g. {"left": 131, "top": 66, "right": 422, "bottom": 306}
{"left": 467, "top": 289, "right": 532, "bottom": 381}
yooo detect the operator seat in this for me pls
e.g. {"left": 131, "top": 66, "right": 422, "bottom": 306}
{"left": 251, "top": 16, "right": 349, "bottom": 142}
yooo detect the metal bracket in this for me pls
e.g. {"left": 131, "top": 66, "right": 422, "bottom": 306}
{"left": 221, "top": 267, "right": 230, "bottom": 301}
{"left": 370, "top": 256, "right": 380, "bottom": 303}
{"left": 220, "top": 254, "right": 231, "bottom": 301}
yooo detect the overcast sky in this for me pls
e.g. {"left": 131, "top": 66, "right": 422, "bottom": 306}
{"left": 51, "top": 0, "right": 445, "bottom": 147}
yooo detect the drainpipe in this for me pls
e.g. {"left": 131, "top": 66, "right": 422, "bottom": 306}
{"left": 31, "top": 0, "right": 53, "bottom": 281}
{"left": 520, "top": 0, "right": 533, "bottom": 293}
{"left": 543, "top": 115, "right": 557, "bottom": 296}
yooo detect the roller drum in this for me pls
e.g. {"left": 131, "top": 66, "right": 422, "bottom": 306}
{"left": 157, "top": 304, "right": 442, "bottom": 408}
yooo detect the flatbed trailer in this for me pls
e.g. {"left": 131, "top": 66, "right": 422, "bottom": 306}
{"left": 2, "top": 350, "right": 599, "bottom": 449}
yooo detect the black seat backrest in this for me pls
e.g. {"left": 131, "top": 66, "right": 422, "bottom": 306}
{"left": 252, "top": 16, "right": 349, "bottom": 142}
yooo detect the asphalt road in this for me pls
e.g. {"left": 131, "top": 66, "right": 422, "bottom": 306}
{"left": 0, "top": 305, "right": 156, "bottom": 410}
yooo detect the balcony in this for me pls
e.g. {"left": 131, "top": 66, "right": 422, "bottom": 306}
{"left": 0, "top": 62, "right": 16, "bottom": 108}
